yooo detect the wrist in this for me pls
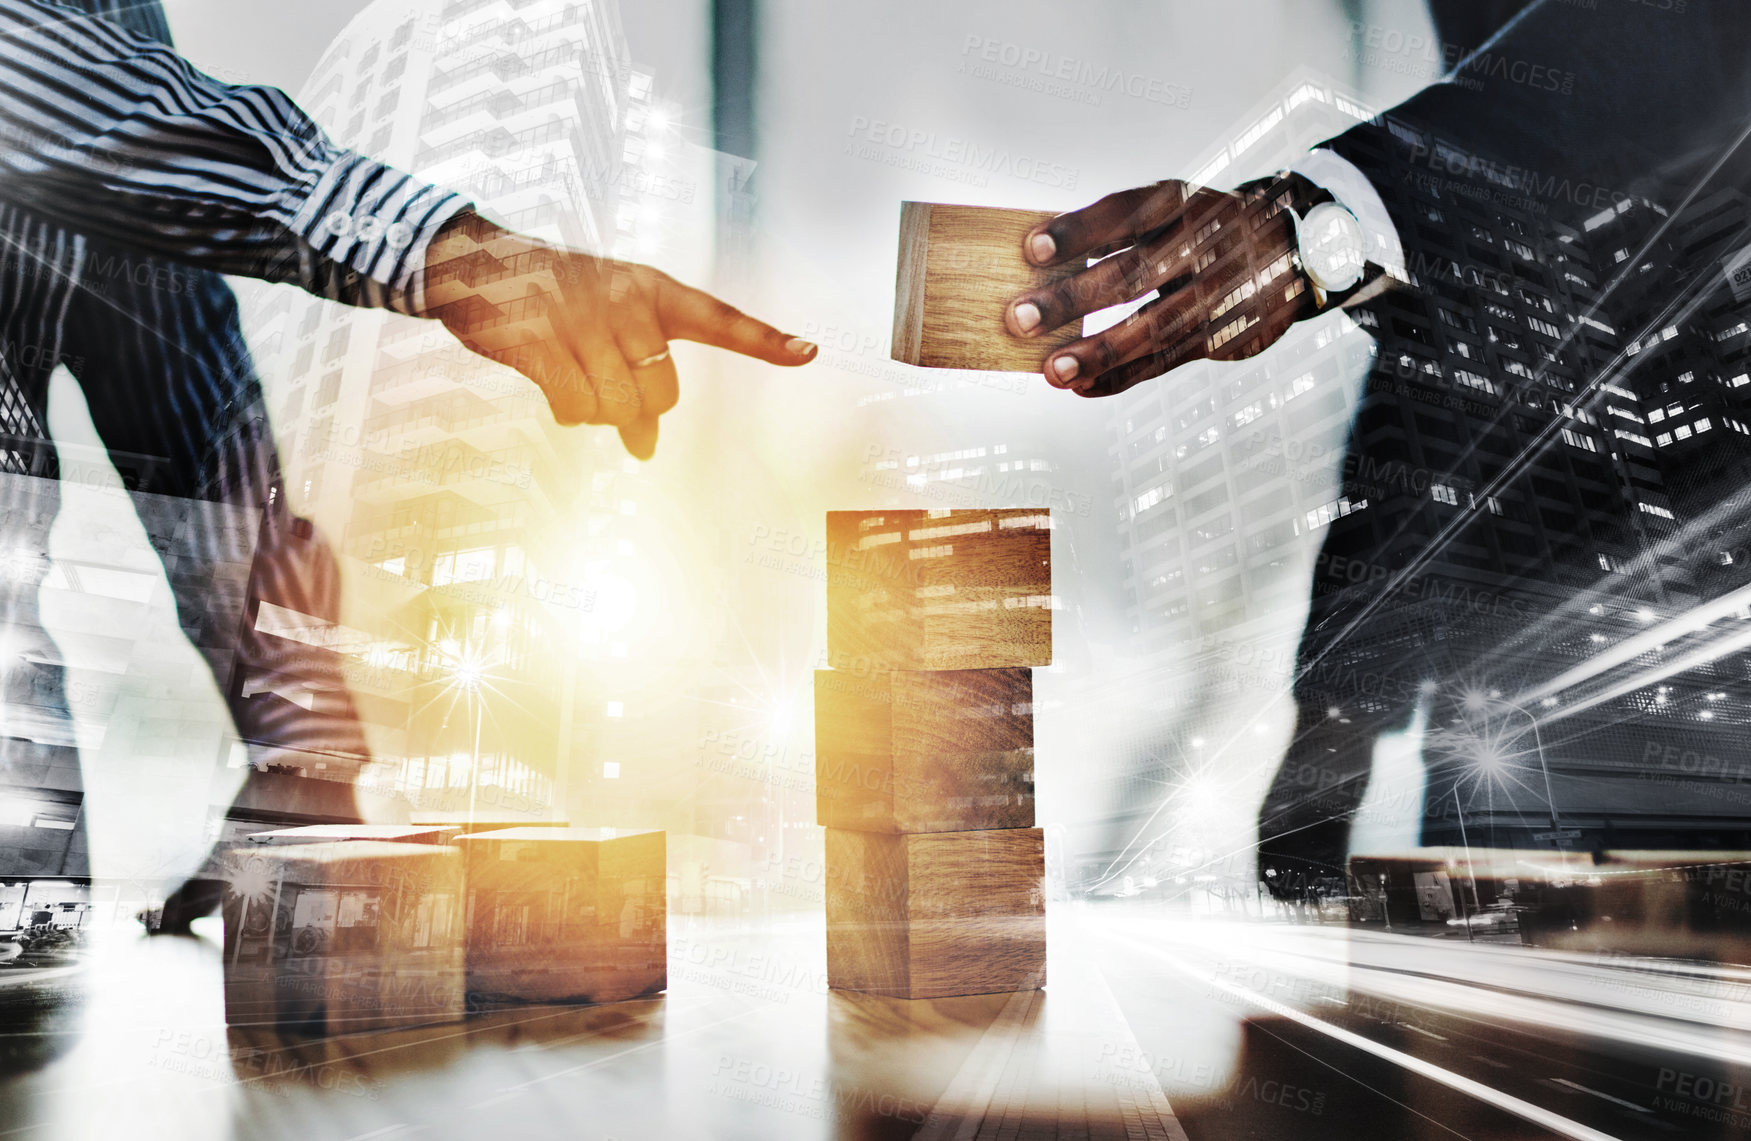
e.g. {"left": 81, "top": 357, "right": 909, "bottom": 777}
{"left": 422, "top": 211, "right": 550, "bottom": 306}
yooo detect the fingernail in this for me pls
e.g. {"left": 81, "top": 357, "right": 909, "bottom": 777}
{"left": 1028, "top": 232, "right": 1056, "bottom": 262}
{"left": 1052, "top": 355, "right": 1080, "bottom": 382}
{"left": 785, "top": 338, "right": 817, "bottom": 357}
{"left": 1011, "top": 302, "right": 1041, "bottom": 334}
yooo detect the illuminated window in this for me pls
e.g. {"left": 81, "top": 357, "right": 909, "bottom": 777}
{"left": 1133, "top": 485, "right": 1172, "bottom": 515}
{"left": 431, "top": 547, "right": 495, "bottom": 586}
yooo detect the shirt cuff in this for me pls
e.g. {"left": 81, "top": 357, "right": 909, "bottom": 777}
{"left": 288, "top": 150, "right": 472, "bottom": 315}
{"left": 1289, "top": 148, "right": 1406, "bottom": 284}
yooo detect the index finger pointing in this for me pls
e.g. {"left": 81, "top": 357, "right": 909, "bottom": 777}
{"left": 654, "top": 273, "right": 817, "bottom": 366}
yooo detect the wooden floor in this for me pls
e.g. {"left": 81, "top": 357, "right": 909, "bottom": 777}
{"left": 0, "top": 910, "right": 1189, "bottom": 1140}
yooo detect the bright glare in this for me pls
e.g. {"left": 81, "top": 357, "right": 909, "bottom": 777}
{"left": 588, "top": 570, "right": 640, "bottom": 635}
{"left": 770, "top": 699, "right": 794, "bottom": 740}
{"left": 1181, "top": 776, "right": 1223, "bottom": 815}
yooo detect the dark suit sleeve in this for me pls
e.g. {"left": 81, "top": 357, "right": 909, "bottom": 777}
{"left": 1324, "top": 0, "right": 1751, "bottom": 231}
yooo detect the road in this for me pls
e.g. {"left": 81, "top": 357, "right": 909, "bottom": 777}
{"left": 1088, "top": 906, "right": 1751, "bottom": 1139}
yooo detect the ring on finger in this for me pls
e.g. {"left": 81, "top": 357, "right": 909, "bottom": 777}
{"left": 630, "top": 349, "right": 671, "bottom": 369}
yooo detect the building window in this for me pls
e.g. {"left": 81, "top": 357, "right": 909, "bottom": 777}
{"left": 1132, "top": 484, "right": 1172, "bottom": 516}
{"left": 1454, "top": 368, "right": 1496, "bottom": 394}
{"left": 430, "top": 547, "right": 496, "bottom": 586}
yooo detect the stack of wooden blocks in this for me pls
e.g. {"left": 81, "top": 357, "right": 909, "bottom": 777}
{"left": 818, "top": 508, "right": 1051, "bottom": 999}
{"left": 219, "top": 825, "right": 666, "bottom": 1035}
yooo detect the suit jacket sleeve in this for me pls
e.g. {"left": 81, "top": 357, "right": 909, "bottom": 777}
{"left": 1323, "top": 0, "right": 1751, "bottom": 232}
{"left": 0, "top": 0, "right": 469, "bottom": 314}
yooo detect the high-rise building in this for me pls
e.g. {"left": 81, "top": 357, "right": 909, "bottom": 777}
{"left": 246, "top": 0, "right": 671, "bottom": 822}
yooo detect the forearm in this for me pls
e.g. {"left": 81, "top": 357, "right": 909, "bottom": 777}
{"left": 0, "top": 0, "right": 468, "bottom": 312}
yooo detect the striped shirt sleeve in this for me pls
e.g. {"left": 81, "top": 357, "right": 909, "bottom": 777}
{"left": 0, "top": 0, "right": 469, "bottom": 314}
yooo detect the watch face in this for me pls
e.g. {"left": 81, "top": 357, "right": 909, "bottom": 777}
{"left": 1298, "top": 201, "right": 1367, "bottom": 293}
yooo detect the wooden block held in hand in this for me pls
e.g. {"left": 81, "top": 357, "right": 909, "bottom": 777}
{"left": 454, "top": 828, "right": 665, "bottom": 1005}
{"left": 827, "top": 509, "right": 1052, "bottom": 672}
{"left": 892, "top": 202, "right": 1080, "bottom": 372}
{"left": 219, "top": 842, "right": 465, "bottom": 1035}
{"left": 815, "top": 667, "right": 1034, "bottom": 833}
{"left": 825, "top": 827, "right": 1045, "bottom": 999}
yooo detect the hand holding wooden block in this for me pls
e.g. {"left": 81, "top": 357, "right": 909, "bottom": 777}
{"left": 815, "top": 667, "right": 1034, "bottom": 833}
{"left": 892, "top": 202, "right": 1079, "bottom": 372}
{"left": 827, "top": 509, "right": 1052, "bottom": 672}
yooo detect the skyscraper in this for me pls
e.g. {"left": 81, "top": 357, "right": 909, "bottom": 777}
{"left": 246, "top": 0, "right": 670, "bottom": 823}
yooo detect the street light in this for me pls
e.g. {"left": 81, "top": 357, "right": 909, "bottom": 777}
{"left": 1495, "top": 696, "right": 1562, "bottom": 842}
{"left": 1462, "top": 689, "right": 1563, "bottom": 845}
{"left": 444, "top": 650, "right": 486, "bottom": 829}
{"left": 1446, "top": 782, "right": 1482, "bottom": 943}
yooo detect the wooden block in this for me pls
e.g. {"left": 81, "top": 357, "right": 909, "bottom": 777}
{"left": 454, "top": 827, "right": 665, "bottom": 1005}
{"left": 409, "top": 812, "right": 570, "bottom": 835}
{"left": 825, "top": 828, "right": 1045, "bottom": 999}
{"left": 246, "top": 825, "right": 460, "bottom": 846}
{"left": 815, "top": 667, "right": 1034, "bottom": 833}
{"left": 892, "top": 202, "right": 1081, "bottom": 371}
{"left": 827, "top": 509, "right": 1052, "bottom": 672}
{"left": 219, "top": 842, "right": 465, "bottom": 1035}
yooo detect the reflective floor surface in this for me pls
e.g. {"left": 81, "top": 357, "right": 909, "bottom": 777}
{"left": 0, "top": 902, "right": 1746, "bottom": 1139}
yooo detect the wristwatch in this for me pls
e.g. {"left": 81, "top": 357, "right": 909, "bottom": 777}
{"left": 1276, "top": 171, "right": 1372, "bottom": 308}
